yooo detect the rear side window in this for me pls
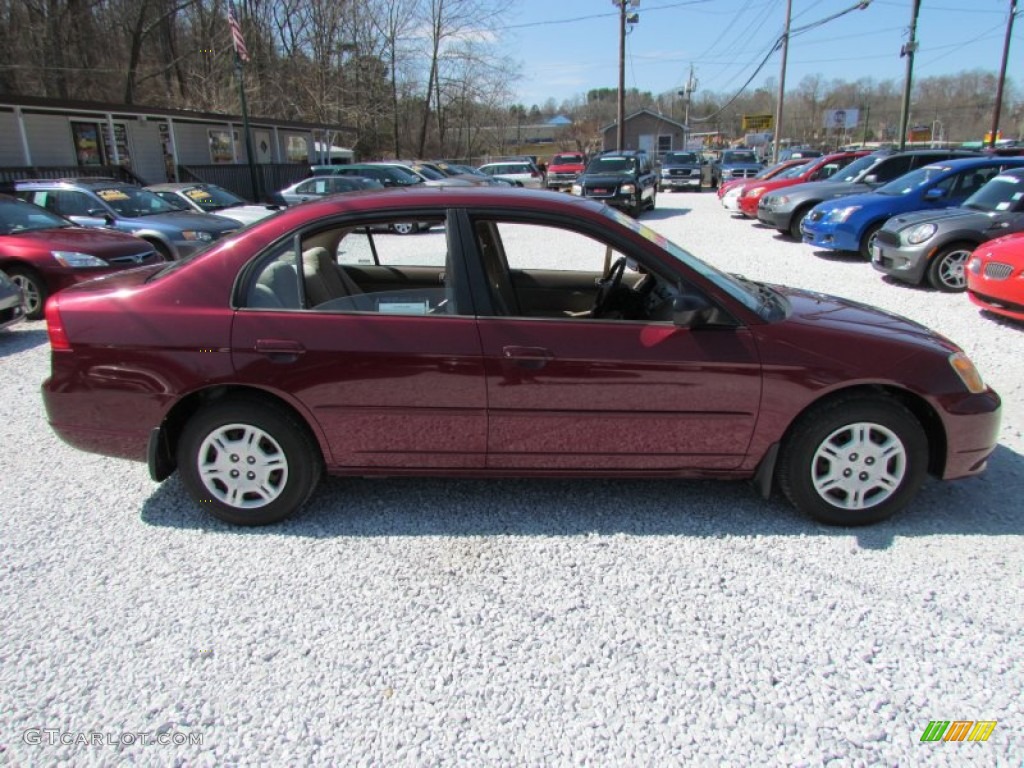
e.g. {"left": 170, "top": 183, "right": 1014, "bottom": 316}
{"left": 872, "top": 156, "right": 913, "bottom": 182}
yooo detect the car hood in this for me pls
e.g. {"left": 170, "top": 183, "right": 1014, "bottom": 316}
{"left": 2, "top": 226, "right": 154, "bottom": 257}
{"left": 123, "top": 211, "right": 240, "bottom": 231}
{"left": 549, "top": 164, "right": 585, "bottom": 172}
{"left": 776, "top": 180, "right": 872, "bottom": 201}
{"left": 775, "top": 284, "right": 957, "bottom": 351}
{"left": 882, "top": 206, "right": 994, "bottom": 231}
{"left": 216, "top": 205, "right": 281, "bottom": 225}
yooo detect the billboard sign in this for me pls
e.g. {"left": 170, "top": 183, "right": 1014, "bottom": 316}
{"left": 823, "top": 108, "right": 859, "bottom": 130}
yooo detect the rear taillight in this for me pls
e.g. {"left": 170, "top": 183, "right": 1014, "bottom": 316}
{"left": 44, "top": 296, "right": 72, "bottom": 351}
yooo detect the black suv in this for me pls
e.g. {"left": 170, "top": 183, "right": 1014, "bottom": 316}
{"left": 571, "top": 150, "right": 658, "bottom": 216}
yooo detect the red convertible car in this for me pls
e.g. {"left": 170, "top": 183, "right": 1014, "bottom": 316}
{"left": 967, "top": 233, "right": 1024, "bottom": 322}
{"left": 42, "top": 187, "right": 1000, "bottom": 526}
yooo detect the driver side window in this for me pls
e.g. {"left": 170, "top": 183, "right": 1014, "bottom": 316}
{"left": 474, "top": 220, "right": 680, "bottom": 322}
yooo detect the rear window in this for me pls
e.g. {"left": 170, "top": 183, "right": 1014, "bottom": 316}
{"left": 553, "top": 154, "right": 584, "bottom": 164}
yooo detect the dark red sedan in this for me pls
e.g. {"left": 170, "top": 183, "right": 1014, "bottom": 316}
{"left": 0, "top": 194, "right": 162, "bottom": 318}
{"left": 42, "top": 188, "right": 1000, "bottom": 526}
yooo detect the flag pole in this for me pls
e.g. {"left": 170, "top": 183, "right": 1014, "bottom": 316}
{"left": 234, "top": 58, "right": 262, "bottom": 202}
{"left": 228, "top": 1, "right": 261, "bottom": 202}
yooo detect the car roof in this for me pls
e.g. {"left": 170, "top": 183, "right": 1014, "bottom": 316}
{"left": 14, "top": 177, "right": 131, "bottom": 189}
{"left": 917, "top": 156, "right": 1024, "bottom": 171}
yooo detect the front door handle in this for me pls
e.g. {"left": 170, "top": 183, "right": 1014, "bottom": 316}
{"left": 502, "top": 345, "right": 553, "bottom": 369}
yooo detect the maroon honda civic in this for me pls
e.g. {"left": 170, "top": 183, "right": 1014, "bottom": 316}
{"left": 41, "top": 187, "right": 1000, "bottom": 526}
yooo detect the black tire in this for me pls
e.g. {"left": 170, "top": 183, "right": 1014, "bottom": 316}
{"left": 7, "top": 266, "right": 47, "bottom": 320}
{"left": 777, "top": 396, "right": 928, "bottom": 526}
{"left": 177, "top": 397, "right": 323, "bottom": 525}
{"left": 858, "top": 222, "right": 883, "bottom": 261}
{"left": 788, "top": 205, "right": 813, "bottom": 241}
{"left": 926, "top": 242, "right": 973, "bottom": 292}
{"left": 144, "top": 238, "right": 173, "bottom": 261}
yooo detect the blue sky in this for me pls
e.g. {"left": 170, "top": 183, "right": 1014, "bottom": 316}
{"left": 499, "top": 0, "right": 1020, "bottom": 109}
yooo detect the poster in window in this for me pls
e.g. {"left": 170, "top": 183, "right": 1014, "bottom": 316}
{"left": 100, "top": 123, "right": 133, "bottom": 168}
{"left": 286, "top": 135, "right": 309, "bottom": 163}
{"left": 209, "top": 130, "right": 235, "bottom": 164}
{"left": 71, "top": 122, "right": 103, "bottom": 166}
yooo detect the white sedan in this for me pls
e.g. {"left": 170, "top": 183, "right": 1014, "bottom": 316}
{"left": 477, "top": 161, "right": 544, "bottom": 189}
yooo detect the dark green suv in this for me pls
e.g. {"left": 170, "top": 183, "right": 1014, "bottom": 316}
{"left": 570, "top": 150, "right": 658, "bottom": 217}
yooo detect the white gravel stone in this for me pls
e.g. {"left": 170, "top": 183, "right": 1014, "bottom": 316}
{"left": 1, "top": 191, "right": 1022, "bottom": 766}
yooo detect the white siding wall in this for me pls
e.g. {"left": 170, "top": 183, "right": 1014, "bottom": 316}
{"left": 24, "top": 114, "right": 76, "bottom": 166}
{"left": 128, "top": 119, "right": 167, "bottom": 184}
{"left": 0, "top": 111, "right": 27, "bottom": 164}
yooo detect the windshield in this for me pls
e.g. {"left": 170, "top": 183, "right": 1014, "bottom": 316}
{"left": 602, "top": 206, "right": 772, "bottom": 318}
{"left": 834, "top": 154, "right": 881, "bottom": 183}
{"left": 93, "top": 186, "right": 180, "bottom": 217}
{"left": 0, "top": 198, "right": 72, "bottom": 234}
{"left": 777, "top": 161, "right": 813, "bottom": 179}
{"left": 177, "top": 185, "right": 246, "bottom": 211}
{"left": 553, "top": 154, "right": 583, "bottom": 164}
{"left": 410, "top": 164, "right": 445, "bottom": 180}
{"left": 963, "top": 174, "right": 1024, "bottom": 212}
{"left": 722, "top": 151, "right": 758, "bottom": 164}
{"left": 876, "top": 165, "right": 950, "bottom": 196}
{"left": 587, "top": 156, "right": 636, "bottom": 174}
{"left": 664, "top": 152, "right": 700, "bottom": 164}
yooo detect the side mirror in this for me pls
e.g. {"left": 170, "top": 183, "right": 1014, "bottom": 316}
{"left": 86, "top": 208, "right": 106, "bottom": 217}
{"left": 923, "top": 187, "right": 944, "bottom": 200}
{"left": 863, "top": 174, "right": 879, "bottom": 185}
{"left": 672, "top": 293, "right": 714, "bottom": 328}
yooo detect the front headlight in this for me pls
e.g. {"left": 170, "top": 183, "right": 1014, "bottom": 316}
{"left": 570, "top": 183, "right": 582, "bottom": 195}
{"left": 775, "top": 195, "right": 790, "bottom": 205}
{"left": 968, "top": 257, "right": 981, "bottom": 275}
{"left": 904, "top": 223, "right": 937, "bottom": 245}
{"left": 620, "top": 183, "right": 636, "bottom": 194}
{"left": 660, "top": 170, "right": 670, "bottom": 177}
{"left": 949, "top": 352, "right": 986, "bottom": 393}
{"left": 52, "top": 250, "right": 107, "bottom": 268}
{"left": 828, "top": 205, "right": 862, "bottom": 223}
{"left": 744, "top": 186, "right": 765, "bottom": 198}
{"left": 181, "top": 230, "right": 214, "bottom": 242}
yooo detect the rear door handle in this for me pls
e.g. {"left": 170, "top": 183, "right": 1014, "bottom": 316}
{"left": 255, "top": 338, "right": 305, "bottom": 361}
{"left": 502, "top": 345, "right": 553, "bottom": 369}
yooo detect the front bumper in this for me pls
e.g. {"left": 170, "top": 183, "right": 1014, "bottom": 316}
{"left": 546, "top": 174, "right": 578, "bottom": 190}
{"left": 722, "top": 191, "right": 742, "bottom": 211}
{"left": 660, "top": 174, "right": 701, "bottom": 190}
{"left": 870, "top": 239, "right": 931, "bottom": 284}
{"left": 801, "top": 218, "right": 859, "bottom": 251}
{"left": 936, "top": 389, "right": 1001, "bottom": 480}
{"left": 757, "top": 201, "right": 794, "bottom": 230}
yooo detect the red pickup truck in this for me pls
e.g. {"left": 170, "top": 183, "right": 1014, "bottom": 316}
{"left": 545, "top": 152, "right": 587, "bottom": 191}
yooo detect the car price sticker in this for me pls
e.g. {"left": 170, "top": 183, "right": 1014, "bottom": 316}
{"left": 96, "top": 189, "right": 130, "bottom": 201}
{"left": 185, "top": 189, "right": 214, "bottom": 202}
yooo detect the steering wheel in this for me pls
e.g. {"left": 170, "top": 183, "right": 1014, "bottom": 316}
{"left": 591, "top": 256, "right": 627, "bottom": 317}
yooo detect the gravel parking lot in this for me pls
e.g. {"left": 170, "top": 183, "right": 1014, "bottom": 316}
{"left": 2, "top": 190, "right": 1022, "bottom": 766}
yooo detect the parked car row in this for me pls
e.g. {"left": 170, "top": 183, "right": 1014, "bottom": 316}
{"left": 718, "top": 148, "right": 1024, "bottom": 323}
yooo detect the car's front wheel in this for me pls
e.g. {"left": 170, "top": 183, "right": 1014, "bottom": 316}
{"left": 7, "top": 266, "right": 47, "bottom": 320}
{"left": 927, "top": 242, "right": 972, "bottom": 291}
{"left": 777, "top": 396, "right": 928, "bottom": 526}
{"left": 177, "top": 397, "right": 322, "bottom": 525}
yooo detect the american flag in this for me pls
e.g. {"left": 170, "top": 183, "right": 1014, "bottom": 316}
{"left": 227, "top": 1, "right": 250, "bottom": 62}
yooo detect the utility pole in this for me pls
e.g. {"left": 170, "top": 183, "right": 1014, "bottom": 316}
{"left": 989, "top": 0, "right": 1018, "bottom": 148}
{"left": 772, "top": 0, "right": 792, "bottom": 163}
{"left": 681, "top": 64, "right": 697, "bottom": 147}
{"left": 897, "top": 0, "right": 921, "bottom": 151}
{"left": 616, "top": 0, "right": 626, "bottom": 151}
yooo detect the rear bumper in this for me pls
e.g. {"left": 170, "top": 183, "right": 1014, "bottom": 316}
{"left": 0, "top": 288, "right": 25, "bottom": 329}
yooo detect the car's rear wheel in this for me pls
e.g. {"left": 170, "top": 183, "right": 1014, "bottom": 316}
{"left": 177, "top": 398, "right": 322, "bottom": 525}
{"left": 778, "top": 396, "right": 928, "bottom": 526}
{"left": 7, "top": 266, "right": 46, "bottom": 320}
{"left": 858, "top": 222, "right": 883, "bottom": 261}
{"left": 927, "top": 242, "right": 972, "bottom": 291}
